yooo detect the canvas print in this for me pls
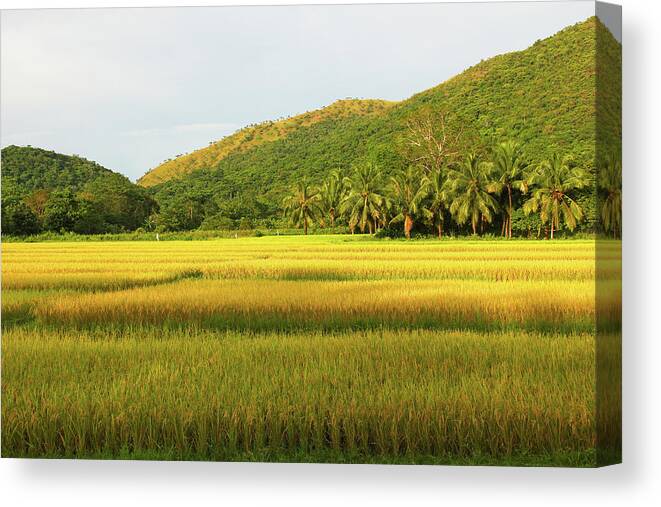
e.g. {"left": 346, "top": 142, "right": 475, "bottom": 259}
{"left": 0, "top": 1, "right": 621, "bottom": 467}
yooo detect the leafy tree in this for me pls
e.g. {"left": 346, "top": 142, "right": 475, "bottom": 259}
{"left": 318, "top": 170, "right": 347, "bottom": 227}
{"left": 598, "top": 152, "right": 622, "bottom": 238}
{"left": 81, "top": 173, "right": 156, "bottom": 231}
{"left": 42, "top": 190, "right": 80, "bottom": 232}
{"left": 388, "top": 166, "right": 430, "bottom": 239}
{"left": 487, "top": 140, "right": 528, "bottom": 238}
{"left": 342, "top": 163, "right": 385, "bottom": 234}
{"left": 510, "top": 208, "right": 543, "bottom": 238}
{"left": 423, "top": 167, "right": 449, "bottom": 239}
{"left": 199, "top": 214, "right": 236, "bottom": 231}
{"left": 282, "top": 182, "right": 320, "bottom": 235}
{"left": 155, "top": 195, "right": 205, "bottom": 231}
{"left": 445, "top": 153, "right": 498, "bottom": 235}
{"left": 523, "top": 153, "right": 589, "bottom": 239}
{"left": 1, "top": 198, "right": 40, "bottom": 236}
{"left": 25, "top": 189, "right": 51, "bottom": 224}
{"left": 73, "top": 197, "right": 106, "bottom": 234}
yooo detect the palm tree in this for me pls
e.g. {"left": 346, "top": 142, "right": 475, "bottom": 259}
{"left": 599, "top": 152, "right": 622, "bottom": 238}
{"left": 523, "top": 153, "right": 589, "bottom": 239}
{"left": 388, "top": 166, "right": 430, "bottom": 239}
{"left": 342, "top": 163, "right": 385, "bottom": 234}
{"left": 282, "top": 181, "right": 319, "bottom": 235}
{"left": 487, "top": 141, "right": 528, "bottom": 238}
{"left": 423, "top": 167, "right": 449, "bottom": 239}
{"left": 445, "top": 153, "right": 498, "bottom": 235}
{"left": 318, "top": 170, "right": 347, "bottom": 227}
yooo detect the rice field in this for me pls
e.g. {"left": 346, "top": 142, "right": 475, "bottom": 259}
{"left": 1, "top": 236, "right": 621, "bottom": 465}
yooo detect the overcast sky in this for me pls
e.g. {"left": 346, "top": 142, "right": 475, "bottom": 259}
{"left": 1, "top": 1, "right": 603, "bottom": 181}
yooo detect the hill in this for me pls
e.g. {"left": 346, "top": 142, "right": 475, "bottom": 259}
{"left": 144, "top": 17, "right": 621, "bottom": 232}
{"left": 1, "top": 146, "right": 156, "bottom": 236}
{"left": 138, "top": 99, "right": 395, "bottom": 187}
{"left": 1, "top": 145, "right": 115, "bottom": 194}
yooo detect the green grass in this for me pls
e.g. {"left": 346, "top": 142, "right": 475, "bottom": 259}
{"left": 2, "top": 328, "right": 595, "bottom": 464}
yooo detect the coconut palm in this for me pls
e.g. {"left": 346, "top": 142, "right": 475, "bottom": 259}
{"left": 487, "top": 140, "right": 528, "bottom": 238}
{"left": 523, "top": 153, "right": 589, "bottom": 239}
{"left": 388, "top": 166, "right": 430, "bottom": 239}
{"left": 445, "top": 153, "right": 498, "bottom": 235}
{"left": 342, "top": 162, "right": 385, "bottom": 234}
{"left": 282, "top": 181, "right": 320, "bottom": 235}
{"left": 318, "top": 170, "right": 347, "bottom": 227}
{"left": 599, "top": 152, "right": 622, "bottom": 238}
{"left": 423, "top": 167, "right": 449, "bottom": 239}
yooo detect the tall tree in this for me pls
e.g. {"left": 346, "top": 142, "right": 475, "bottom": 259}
{"left": 388, "top": 166, "right": 430, "bottom": 239}
{"left": 487, "top": 140, "right": 528, "bottom": 238}
{"left": 318, "top": 170, "right": 347, "bottom": 227}
{"left": 523, "top": 153, "right": 589, "bottom": 239}
{"left": 404, "top": 109, "right": 464, "bottom": 174}
{"left": 342, "top": 163, "right": 385, "bottom": 234}
{"left": 1, "top": 198, "right": 40, "bottom": 236}
{"left": 598, "top": 152, "right": 622, "bottom": 238}
{"left": 282, "top": 182, "right": 320, "bottom": 235}
{"left": 42, "top": 189, "right": 80, "bottom": 232}
{"left": 445, "top": 153, "right": 498, "bottom": 235}
{"left": 423, "top": 167, "right": 449, "bottom": 239}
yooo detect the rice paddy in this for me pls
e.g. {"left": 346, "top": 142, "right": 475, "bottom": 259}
{"left": 1, "top": 236, "right": 621, "bottom": 465}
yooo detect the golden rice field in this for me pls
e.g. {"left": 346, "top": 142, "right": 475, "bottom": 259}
{"left": 1, "top": 236, "right": 621, "bottom": 465}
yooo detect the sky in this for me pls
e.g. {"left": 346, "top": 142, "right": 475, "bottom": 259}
{"left": 1, "top": 1, "right": 605, "bottom": 182}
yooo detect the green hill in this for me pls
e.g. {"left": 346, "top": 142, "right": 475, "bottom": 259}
{"left": 1, "top": 146, "right": 156, "bottom": 236}
{"left": 1, "top": 145, "right": 115, "bottom": 194}
{"left": 145, "top": 17, "right": 620, "bottom": 232}
{"left": 138, "top": 99, "right": 395, "bottom": 187}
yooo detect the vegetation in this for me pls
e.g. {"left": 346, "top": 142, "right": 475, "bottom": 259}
{"left": 282, "top": 182, "right": 320, "bottom": 235}
{"left": 0, "top": 16, "right": 622, "bottom": 467}
{"left": 598, "top": 152, "right": 622, "bottom": 238}
{"left": 1, "top": 18, "right": 621, "bottom": 240}
{"left": 523, "top": 153, "right": 590, "bottom": 239}
{"left": 340, "top": 163, "right": 386, "bottom": 234}
{"left": 1, "top": 236, "right": 622, "bottom": 464}
{"left": 488, "top": 141, "right": 528, "bottom": 238}
{"left": 137, "top": 99, "right": 394, "bottom": 187}
{"left": 1, "top": 146, "right": 156, "bottom": 236}
{"left": 130, "top": 17, "right": 620, "bottom": 238}
{"left": 388, "top": 166, "right": 430, "bottom": 239}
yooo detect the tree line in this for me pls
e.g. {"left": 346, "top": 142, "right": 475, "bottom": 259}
{"left": 2, "top": 173, "right": 156, "bottom": 236}
{"left": 283, "top": 140, "right": 622, "bottom": 239}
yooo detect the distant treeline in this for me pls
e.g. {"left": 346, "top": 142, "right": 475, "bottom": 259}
{"left": 1, "top": 146, "right": 156, "bottom": 236}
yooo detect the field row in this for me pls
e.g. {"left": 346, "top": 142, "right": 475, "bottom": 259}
{"left": 1, "top": 328, "right": 597, "bottom": 463}
{"left": 2, "top": 239, "right": 620, "bottom": 290}
{"left": 2, "top": 261, "right": 622, "bottom": 289}
{"left": 26, "top": 278, "right": 619, "bottom": 333}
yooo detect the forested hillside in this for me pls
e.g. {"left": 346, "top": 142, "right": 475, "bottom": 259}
{"left": 1, "top": 145, "right": 114, "bottom": 192}
{"left": 138, "top": 99, "right": 394, "bottom": 187}
{"left": 1, "top": 146, "right": 156, "bottom": 235}
{"left": 142, "top": 17, "right": 620, "bottom": 234}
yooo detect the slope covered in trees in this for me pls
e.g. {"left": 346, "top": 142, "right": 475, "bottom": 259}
{"left": 1, "top": 146, "right": 156, "bottom": 235}
{"left": 138, "top": 99, "right": 394, "bottom": 187}
{"left": 1, "top": 145, "right": 114, "bottom": 193}
{"left": 142, "top": 17, "right": 620, "bottom": 235}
